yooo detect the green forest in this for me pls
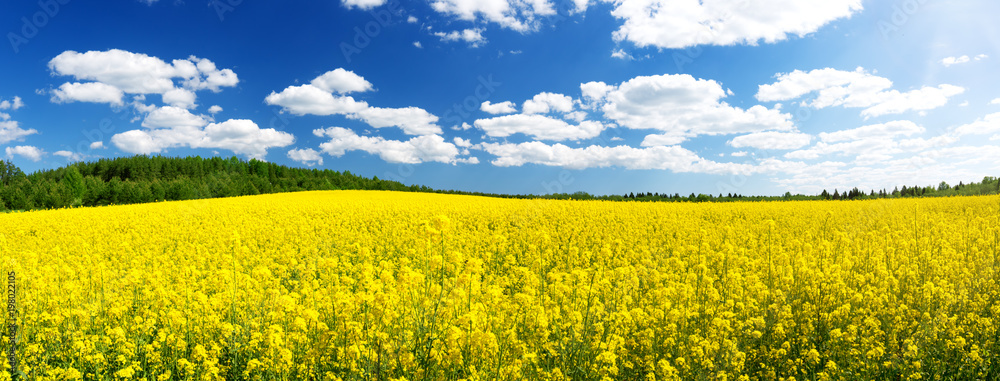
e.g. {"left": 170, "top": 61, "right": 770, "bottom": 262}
{"left": 0, "top": 156, "right": 428, "bottom": 211}
{"left": 0, "top": 155, "right": 998, "bottom": 211}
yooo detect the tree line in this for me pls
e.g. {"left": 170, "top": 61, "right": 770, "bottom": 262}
{"left": 0, "top": 155, "right": 997, "bottom": 211}
{"left": 0, "top": 156, "right": 427, "bottom": 211}
{"left": 570, "top": 178, "right": 1000, "bottom": 203}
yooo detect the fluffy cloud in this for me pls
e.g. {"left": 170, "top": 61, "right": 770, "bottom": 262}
{"left": 609, "top": 0, "right": 862, "bottom": 49}
{"left": 354, "top": 107, "right": 442, "bottom": 136}
{"left": 784, "top": 121, "right": 934, "bottom": 162}
{"left": 162, "top": 88, "right": 197, "bottom": 109}
{"left": 112, "top": 119, "right": 294, "bottom": 159}
{"left": 51, "top": 82, "right": 125, "bottom": 105}
{"left": 49, "top": 49, "right": 237, "bottom": 96}
{"left": 266, "top": 69, "right": 443, "bottom": 135}
{"left": 954, "top": 112, "right": 1000, "bottom": 137}
{"left": 470, "top": 73, "right": 792, "bottom": 153}
{"left": 142, "top": 106, "right": 210, "bottom": 129}
{"left": 310, "top": 68, "right": 373, "bottom": 94}
{"left": 341, "top": 0, "right": 386, "bottom": 10}
{"left": 200, "top": 119, "right": 295, "bottom": 158}
{"left": 427, "top": 0, "right": 859, "bottom": 50}
{"left": 0, "top": 97, "right": 38, "bottom": 144}
{"left": 429, "top": 0, "right": 555, "bottom": 32}
{"left": 288, "top": 148, "right": 324, "bottom": 166}
{"left": 756, "top": 67, "right": 964, "bottom": 118}
{"left": 479, "top": 140, "right": 796, "bottom": 175}
{"left": 112, "top": 130, "right": 165, "bottom": 155}
{"left": 941, "top": 55, "right": 971, "bottom": 67}
{"left": 481, "top": 101, "right": 517, "bottom": 114}
{"left": 522, "top": 92, "right": 574, "bottom": 114}
{"left": 53, "top": 150, "right": 86, "bottom": 161}
{"left": 861, "top": 85, "right": 965, "bottom": 118}
{"left": 5, "top": 145, "right": 44, "bottom": 162}
{"left": 0, "top": 97, "right": 24, "bottom": 111}
{"left": 47, "top": 49, "right": 238, "bottom": 121}
{"left": 474, "top": 114, "right": 605, "bottom": 141}
{"left": 597, "top": 74, "right": 793, "bottom": 143}
{"left": 728, "top": 131, "right": 812, "bottom": 150}
{"left": 819, "top": 120, "right": 924, "bottom": 143}
{"left": 610, "top": 49, "right": 633, "bottom": 60}
{"left": 264, "top": 84, "right": 369, "bottom": 116}
{"left": 640, "top": 133, "right": 688, "bottom": 147}
{"left": 775, "top": 145, "right": 1000, "bottom": 194}
{"left": 433, "top": 28, "right": 486, "bottom": 47}
{"left": 941, "top": 54, "right": 986, "bottom": 67}
{"left": 49, "top": 50, "right": 177, "bottom": 94}
{"left": 314, "top": 127, "right": 464, "bottom": 164}
{"left": 580, "top": 81, "right": 614, "bottom": 106}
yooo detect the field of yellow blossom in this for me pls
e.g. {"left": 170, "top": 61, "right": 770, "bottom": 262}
{"left": 1, "top": 190, "right": 999, "bottom": 380}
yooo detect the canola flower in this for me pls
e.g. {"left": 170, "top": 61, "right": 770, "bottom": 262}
{"left": 1, "top": 190, "right": 999, "bottom": 380}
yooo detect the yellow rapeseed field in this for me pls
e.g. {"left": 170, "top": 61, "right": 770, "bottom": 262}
{"left": 1, "top": 191, "right": 999, "bottom": 380}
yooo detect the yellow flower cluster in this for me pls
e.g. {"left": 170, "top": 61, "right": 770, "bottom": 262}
{"left": 1, "top": 191, "right": 999, "bottom": 380}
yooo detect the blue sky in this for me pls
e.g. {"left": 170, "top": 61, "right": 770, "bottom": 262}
{"left": 2, "top": 0, "right": 999, "bottom": 196}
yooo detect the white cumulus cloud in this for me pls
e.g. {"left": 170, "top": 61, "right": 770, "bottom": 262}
{"left": 481, "top": 100, "right": 517, "bottom": 114}
{"left": 433, "top": 28, "right": 487, "bottom": 47}
{"left": 0, "top": 97, "right": 38, "bottom": 144}
{"left": 757, "top": 67, "right": 964, "bottom": 118}
{"left": 341, "top": 0, "right": 386, "bottom": 10}
{"left": 0, "top": 97, "right": 24, "bottom": 111}
{"left": 609, "top": 0, "right": 863, "bottom": 49}
{"left": 474, "top": 114, "right": 605, "bottom": 141}
{"left": 728, "top": 131, "right": 812, "bottom": 150}
{"left": 47, "top": 49, "right": 239, "bottom": 123}
{"left": 954, "top": 112, "right": 1000, "bottom": 137}
{"left": 264, "top": 84, "right": 369, "bottom": 116}
{"left": 288, "top": 148, "right": 324, "bottom": 166}
{"left": 429, "top": 0, "right": 555, "bottom": 33}
{"left": 478, "top": 140, "right": 795, "bottom": 175}
{"left": 522, "top": 92, "right": 574, "bottom": 115}
{"left": 941, "top": 55, "right": 971, "bottom": 67}
{"left": 5, "top": 145, "right": 44, "bottom": 162}
{"left": 51, "top": 82, "right": 125, "bottom": 105}
{"left": 314, "top": 127, "right": 465, "bottom": 164}
{"left": 310, "top": 68, "right": 374, "bottom": 94}
{"left": 142, "top": 106, "right": 210, "bottom": 129}
{"left": 598, "top": 74, "right": 793, "bottom": 143}
{"left": 53, "top": 150, "right": 85, "bottom": 161}
{"left": 112, "top": 119, "right": 294, "bottom": 159}
{"left": 266, "top": 68, "right": 443, "bottom": 135}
